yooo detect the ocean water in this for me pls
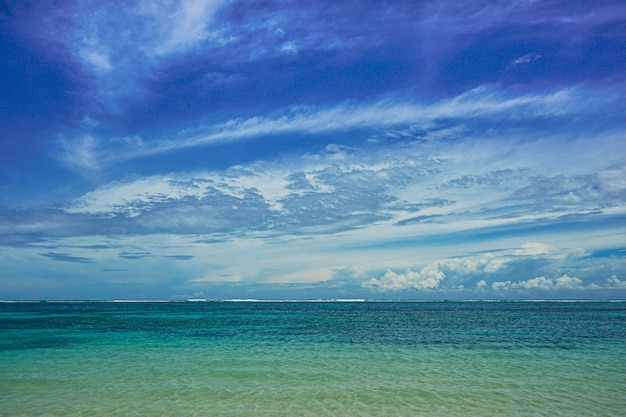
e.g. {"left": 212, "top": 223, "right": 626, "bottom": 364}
{"left": 1, "top": 301, "right": 625, "bottom": 416}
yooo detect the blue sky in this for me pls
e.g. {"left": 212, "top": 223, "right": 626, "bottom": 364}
{"left": 1, "top": 0, "right": 625, "bottom": 300}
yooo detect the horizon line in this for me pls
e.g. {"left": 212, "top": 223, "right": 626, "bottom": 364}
{"left": 2, "top": 298, "right": 625, "bottom": 303}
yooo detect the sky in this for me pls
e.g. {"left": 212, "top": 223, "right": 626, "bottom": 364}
{"left": 1, "top": 0, "right": 625, "bottom": 300}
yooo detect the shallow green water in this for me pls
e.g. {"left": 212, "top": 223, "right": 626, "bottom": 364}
{"left": 1, "top": 301, "right": 625, "bottom": 416}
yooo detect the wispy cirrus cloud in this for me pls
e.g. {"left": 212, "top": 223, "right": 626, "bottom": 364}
{"left": 57, "top": 84, "right": 621, "bottom": 175}
{"left": 419, "top": 0, "right": 626, "bottom": 37}
{"left": 512, "top": 53, "right": 541, "bottom": 66}
{"left": 24, "top": 0, "right": 230, "bottom": 114}
{"left": 10, "top": 0, "right": 623, "bottom": 144}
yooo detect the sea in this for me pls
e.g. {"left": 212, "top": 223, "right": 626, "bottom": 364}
{"left": 1, "top": 300, "right": 625, "bottom": 416}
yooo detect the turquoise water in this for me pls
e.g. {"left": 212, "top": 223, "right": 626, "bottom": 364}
{"left": 1, "top": 301, "right": 625, "bottom": 416}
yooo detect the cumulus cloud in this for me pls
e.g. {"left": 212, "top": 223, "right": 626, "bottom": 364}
{"left": 359, "top": 240, "right": 622, "bottom": 294}
{"left": 606, "top": 275, "right": 626, "bottom": 289}
{"left": 491, "top": 275, "right": 584, "bottom": 292}
{"left": 439, "top": 253, "right": 508, "bottom": 275}
{"left": 488, "top": 274, "right": 626, "bottom": 294}
{"left": 363, "top": 263, "right": 445, "bottom": 291}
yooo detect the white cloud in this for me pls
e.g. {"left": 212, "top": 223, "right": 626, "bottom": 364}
{"left": 492, "top": 275, "right": 584, "bottom": 292}
{"left": 606, "top": 275, "right": 626, "bottom": 289}
{"left": 363, "top": 263, "right": 445, "bottom": 291}
{"left": 61, "top": 153, "right": 279, "bottom": 210}
{"left": 168, "top": 86, "right": 590, "bottom": 147}
{"left": 58, "top": 135, "right": 102, "bottom": 174}
{"left": 554, "top": 275, "right": 584, "bottom": 289}
{"left": 79, "top": 46, "right": 113, "bottom": 73}
{"left": 512, "top": 53, "right": 540, "bottom": 65}
{"left": 513, "top": 242, "right": 555, "bottom": 257}
{"left": 420, "top": 1, "right": 626, "bottom": 38}
{"left": 72, "top": 0, "right": 230, "bottom": 60}
{"left": 279, "top": 41, "right": 298, "bottom": 54}
{"left": 34, "top": 0, "right": 230, "bottom": 115}
{"left": 597, "top": 166, "right": 626, "bottom": 193}
{"left": 55, "top": 84, "right": 622, "bottom": 177}
{"left": 142, "top": 0, "right": 228, "bottom": 56}
{"left": 439, "top": 253, "right": 507, "bottom": 275}
{"left": 219, "top": 168, "right": 291, "bottom": 211}
{"left": 61, "top": 112, "right": 626, "bottom": 247}
{"left": 66, "top": 175, "right": 209, "bottom": 217}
